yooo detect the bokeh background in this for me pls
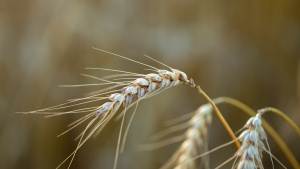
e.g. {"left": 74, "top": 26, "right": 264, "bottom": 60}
{"left": 1, "top": 0, "right": 300, "bottom": 169}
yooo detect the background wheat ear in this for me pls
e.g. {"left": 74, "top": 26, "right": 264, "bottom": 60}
{"left": 150, "top": 103, "right": 213, "bottom": 169}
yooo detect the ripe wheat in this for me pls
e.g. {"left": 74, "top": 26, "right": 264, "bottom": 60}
{"left": 21, "top": 49, "right": 194, "bottom": 169}
{"left": 19, "top": 50, "right": 300, "bottom": 169}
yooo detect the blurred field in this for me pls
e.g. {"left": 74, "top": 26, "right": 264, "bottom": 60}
{"left": 1, "top": 0, "right": 300, "bottom": 169}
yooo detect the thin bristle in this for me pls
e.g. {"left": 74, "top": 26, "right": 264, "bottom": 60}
{"left": 92, "top": 48, "right": 159, "bottom": 71}
{"left": 85, "top": 67, "right": 144, "bottom": 77}
{"left": 143, "top": 54, "right": 173, "bottom": 70}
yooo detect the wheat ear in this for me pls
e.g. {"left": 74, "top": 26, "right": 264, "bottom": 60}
{"left": 20, "top": 50, "right": 192, "bottom": 169}
{"left": 234, "top": 112, "right": 267, "bottom": 169}
{"left": 215, "top": 111, "right": 287, "bottom": 169}
{"left": 212, "top": 97, "right": 300, "bottom": 168}
{"left": 61, "top": 68, "right": 191, "bottom": 169}
{"left": 159, "top": 103, "right": 213, "bottom": 169}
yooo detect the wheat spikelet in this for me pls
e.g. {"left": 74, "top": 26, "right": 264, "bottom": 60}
{"left": 157, "top": 103, "right": 213, "bottom": 169}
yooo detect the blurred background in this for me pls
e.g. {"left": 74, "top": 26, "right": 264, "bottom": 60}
{"left": 1, "top": 0, "right": 300, "bottom": 169}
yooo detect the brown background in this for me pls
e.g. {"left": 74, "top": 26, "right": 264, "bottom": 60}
{"left": 1, "top": 0, "right": 299, "bottom": 169}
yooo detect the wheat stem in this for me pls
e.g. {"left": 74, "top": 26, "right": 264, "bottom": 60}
{"left": 258, "top": 107, "right": 300, "bottom": 136}
{"left": 189, "top": 80, "right": 240, "bottom": 148}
